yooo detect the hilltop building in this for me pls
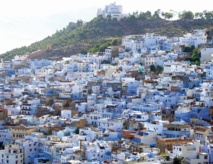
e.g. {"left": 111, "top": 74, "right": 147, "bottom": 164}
{"left": 97, "top": 2, "right": 127, "bottom": 20}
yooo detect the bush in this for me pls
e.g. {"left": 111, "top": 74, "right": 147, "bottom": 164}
{"left": 149, "top": 65, "right": 163, "bottom": 74}
{"left": 161, "top": 154, "right": 170, "bottom": 161}
{"left": 173, "top": 156, "right": 184, "bottom": 164}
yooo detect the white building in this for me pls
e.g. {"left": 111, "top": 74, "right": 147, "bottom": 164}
{"left": 17, "top": 68, "right": 32, "bottom": 75}
{"left": 0, "top": 144, "right": 24, "bottom": 164}
{"left": 204, "top": 95, "right": 213, "bottom": 107}
{"left": 143, "top": 33, "right": 167, "bottom": 47}
{"left": 200, "top": 47, "right": 213, "bottom": 64}
{"left": 133, "top": 130, "right": 157, "bottom": 146}
{"left": 88, "top": 63, "right": 99, "bottom": 72}
{"left": 122, "top": 35, "right": 145, "bottom": 52}
{"left": 163, "top": 61, "right": 189, "bottom": 73}
{"left": 79, "top": 128, "right": 96, "bottom": 141}
{"left": 98, "top": 118, "right": 123, "bottom": 131}
{"left": 166, "top": 52, "right": 178, "bottom": 60}
{"left": 87, "top": 94, "right": 97, "bottom": 111}
{"left": 76, "top": 102, "right": 88, "bottom": 113}
{"left": 167, "top": 140, "right": 209, "bottom": 164}
{"left": 97, "top": 2, "right": 127, "bottom": 20}
{"left": 205, "top": 64, "right": 213, "bottom": 79}
{"left": 61, "top": 110, "right": 72, "bottom": 119}
{"left": 76, "top": 61, "right": 88, "bottom": 72}
{"left": 85, "top": 112, "right": 102, "bottom": 126}
{"left": 15, "top": 133, "right": 44, "bottom": 164}
{"left": 5, "top": 105, "right": 21, "bottom": 116}
{"left": 12, "top": 55, "right": 28, "bottom": 62}
{"left": 144, "top": 56, "right": 157, "bottom": 66}
{"left": 0, "top": 128, "right": 12, "bottom": 144}
{"left": 83, "top": 140, "right": 112, "bottom": 162}
{"left": 104, "top": 47, "right": 113, "bottom": 61}
{"left": 143, "top": 121, "right": 166, "bottom": 135}
{"left": 179, "top": 29, "right": 207, "bottom": 47}
{"left": 122, "top": 33, "right": 166, "bottom": 52}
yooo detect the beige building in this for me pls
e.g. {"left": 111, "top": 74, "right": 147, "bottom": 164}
{"left": 157, "top": 138, "right": 193, "bottom": 153}
{"left": 168, "top": 140, "right": 209, "bottom": 164}
{"left": 192, "top": 127, "right": 210, "bottom": 144}
{"left": 11, "top": 125, "right": 36, "bottom": 141}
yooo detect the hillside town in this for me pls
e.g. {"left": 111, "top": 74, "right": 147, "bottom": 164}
{"left": 0, "top": 26, "right": 213, "bottom": 164}
{"left": 1, "top": 3, "right": 213, "bottom": 164}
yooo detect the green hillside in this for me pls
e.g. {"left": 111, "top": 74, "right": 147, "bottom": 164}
{"left": 1, "top": 15, "right": 213, "bottom": 60}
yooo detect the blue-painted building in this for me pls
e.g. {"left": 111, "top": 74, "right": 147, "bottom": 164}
{"left": 163, "top": 123, "right": 191, "bottom": 138}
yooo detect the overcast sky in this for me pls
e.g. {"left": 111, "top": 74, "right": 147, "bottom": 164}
{"left": 0, "top": 0, "right": 212, "bottom": 54}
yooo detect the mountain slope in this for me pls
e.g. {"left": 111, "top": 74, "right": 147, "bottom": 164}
{"left": 1, "top": 16, "right": 213, "bottom": 60}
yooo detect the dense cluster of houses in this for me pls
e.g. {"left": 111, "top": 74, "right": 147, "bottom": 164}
{"left": 0, "top": 28, "right": 213, "bottom": 164}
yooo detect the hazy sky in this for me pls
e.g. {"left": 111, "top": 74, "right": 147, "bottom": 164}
{"left": 0, "top": 0, "right": 212, "bottom": 54}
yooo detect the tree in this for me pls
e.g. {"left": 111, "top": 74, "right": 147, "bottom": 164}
{"left": 138, "top": 12, "right": 146, "bottom": 19}
{"left": 156, "top": 65, "right": 163, "bottom": 74}
{"left": 194, "top": 12, "right": 204, "bottom": 19}
{"left": 101, "top": 60, "right": 111, "bottom": 64}
{"left": 111, "top": 38, "right": 119, "bottom": 45}
{"left": 187, "top": 47, "right": 201, "bottom": 65}
{"left": 192, "top": 48, "right": 201, "bottom": 59}
{"left": 129, "top": 13, "right": 136, "bottom": 19}
{"left": 138, "top": 11, "right": 152, "bottom": 19}
{"left": 183, "top": 45, "right": 195, "bottom": 52}
{"left": 203, "top": 10, "right": 213, "bottom": 19}
{"left": 191, "top": 48, "right": 201, "bottom": 64}
{"left": 152, "top": 9, "right": 161, "bottom": 19}
{"left": 75, "top": 128, "right": 79, "bottom": 134}
{"left": 179, "top": 11, "right": 194, "bottom": 20}
{"left": 145, "top": 11, "right": 152, "bottom": 19}
{"left": 80, "top": 49, "right": 87, "bottom": 54}
{"left": 76, "top": 19, "right": 83, "bottom": 27}
{"left": 132, "top": 11, "right": 139, "bottom": 18}
{"left": 161, "top": 12, "right": 174, "bottom": 20}
{"left": 150, "top": 64, "right": 156, "bottom": 72}
{"left": 107, "top": 14, "right": 112, "bottom": 21}
{"left": 149, "top": 65, "right": 163, "bottom": 74}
